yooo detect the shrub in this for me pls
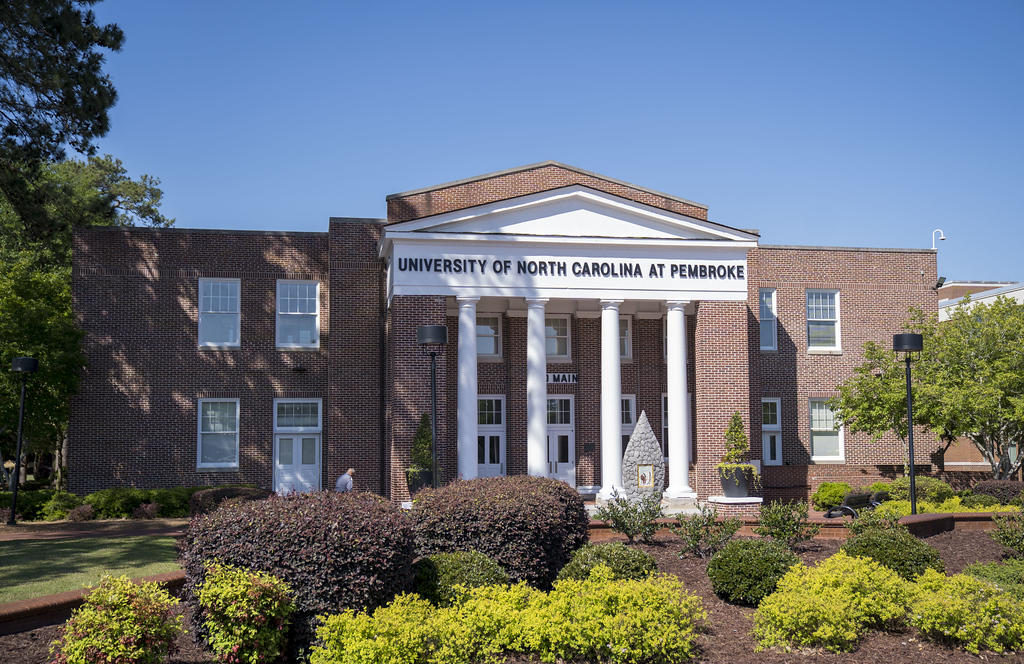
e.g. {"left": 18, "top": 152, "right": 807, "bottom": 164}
{"left": 753, "top": 500, "right": 820, "bottom": 549}
{"left": 993, "top": 512, "right": 1024, "bottom": 556}
{"left": 671, "top": 504, "right": 741, "bottom": 558}
{"left": 910, "top": 568, "right": 1024, "bottom": 654}
{"left": 0, "top": 489, "right": 55, "bottom": 521}
{"left": 312, "top": 567, "right": 706, "bottom": 664}
{"left": 874, "top": 497, "right": 1021, "bottom": 519}
{"left": 414, "top": 551, "right": 509, "bottom": 606}
{"left": 847, "top": 509, "right": 907, "bottom": 536}
{"left": 182, "top": 491, "right": 415, "bottom": 653}
{"left": 410, "top": 475, "right": 588, "bottom": 588}
{"left": 556, "top": 542, "right": 656, "bottom": 581}
{"left": 66, "top": 504, "right": 94, "bottom": 521}
{"left": 48, "top": 575, "right": 182, "bottom": 664}
{"left": 811, "top": 482, "right": 851, "bottom": 511}
{"left": 753, "top": 551, "right": 912, "bottom": 652}
{"left": 83, "top": 487, "right": 151, "bottom": 519}
{"left": 862, "top": 480, "right": 892, "bottom": 495}
{"left": 707, "top": 539, "right": 798, "bottom": 606}
{"left": 963, "top": 493, "right": 1001, "bottom": 509}
{"left": 197, "top": 562, "right": 294, "bottom": 664}
{"left": 152, "top": 486, "right": 203, "bottom": 517}
{"left": 40, "top": 491, "right": 84, "bottom": 521}
{"left": 188, "top": 486, "right": 273, "bottom": 516}
{"left": 889, "top": 476, "right": 954, "bottom": 503}
{"left": 593, "top": 491, "right": 664, "bottom": 544}
{"left": 964, "top": 559, "right": 1024, "bottom": 601}
{"left": 133, "top": 502, "right": 161, "bottom": 519}
{"left": 841, "top": 528, "right": 944, "bottom": 580}
{"left": 410, "top": 412, "right": 433, "bottom": 470}
{"left": 973, "top": 480, "right": 1024, "bottom": 505}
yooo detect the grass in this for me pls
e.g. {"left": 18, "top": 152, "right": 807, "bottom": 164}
{"left": 0, "top": 536, "right": 180, "bottom": 603}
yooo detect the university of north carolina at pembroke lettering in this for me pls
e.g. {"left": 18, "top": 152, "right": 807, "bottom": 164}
{"left": 397, "top": 257, "right": 746, "bottom": 280}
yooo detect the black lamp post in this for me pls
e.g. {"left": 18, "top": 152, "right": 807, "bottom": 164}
{"left": 893, "top": 334, "right": 923, "bottom": 515}
{"left": 416, "top": 325, "right": 447, "bottom": 488}
{"left": 8, "top": 356, "right": 39, "bottom": 526}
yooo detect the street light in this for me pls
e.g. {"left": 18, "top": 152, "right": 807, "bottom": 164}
{"left": 893, "top": 334, "right": 923, "bottom": 514}
{"left": 416, "top": 325, "right": 447, "bottom": 488}
{"left": 8, "top": 356, "right": 39, "bottom": 526}
{"left": 931, "top": 229, "right": 946, "bottom": 250}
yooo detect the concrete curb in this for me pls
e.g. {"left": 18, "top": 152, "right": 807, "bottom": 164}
{"left": 0, "top": 569, "right": 185, "bottom": 636}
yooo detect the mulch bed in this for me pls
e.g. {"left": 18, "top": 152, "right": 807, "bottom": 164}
{"left": 2, "top": 530, "right": 1019, "bottom": 664}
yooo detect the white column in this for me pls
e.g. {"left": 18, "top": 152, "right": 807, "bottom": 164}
{"left": 526, "top": 298, "right": 548, "bottom": 477}
{"left": 457, "top": 297, "right": 479, "bottom": 481}
{"left": 597, "top": 300, "right": 623, "bottom": 500}
{"left": 664, "top": 301, "right": 696, "bottom": 498}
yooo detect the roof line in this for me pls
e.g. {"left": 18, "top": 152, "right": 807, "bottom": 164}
{"left": 77, "top": 225, "right": 328, "bottom": 238}
{"left": 939, "top": 282, "right": 1024, "bottom": 307}
{"left": 385, "top": 161, "right": 710, "bottom": 210}
{"left": 759, "top": 244, "right": 936, "bottom": 254}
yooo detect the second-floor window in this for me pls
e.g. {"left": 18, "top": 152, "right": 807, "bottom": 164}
{"left": 477, "top": 315, "right": 501, "bottom": 358}
{"left": 276, "top": 280, "right": 319, "bottom": 349}
{"left": 759, "top": 288, "right": 777, "bottom": 351}
{"left": 806, "top": 289, "right": 840, "bottom": 351}
{"left": 198, "top": 278, "right": 240, "bottom": 347}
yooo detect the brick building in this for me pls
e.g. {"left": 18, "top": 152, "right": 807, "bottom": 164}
{"left": 69, "top": 162, "right": 941, "bottom": 508}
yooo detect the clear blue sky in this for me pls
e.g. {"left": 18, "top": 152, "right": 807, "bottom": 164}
{"left": 90, "top": 1, "right": 1023, "bottom": 282}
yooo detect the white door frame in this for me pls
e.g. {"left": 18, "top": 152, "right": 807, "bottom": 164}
{"left": 272, "top": 398, "right": 322, "bottom": 493}
{"left": 546, "top": 394, "right": 576, "bottom": 487}
{"left": 478, "top": 395, "right": 506, "bottom": 477}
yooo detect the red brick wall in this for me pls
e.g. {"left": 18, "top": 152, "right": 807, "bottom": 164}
{"left": 70, "top": 227, "right": 330, "bottom": 493}
{"left": 387, "top": 163, "right": 710, "bottom": 222}
{"left": 750, "top": 246, "right": 939, "bottom": 499}
{"left": 328, "top": 219, "right": 386, "bottom": 494}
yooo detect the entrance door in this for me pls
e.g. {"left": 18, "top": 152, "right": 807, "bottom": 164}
{"left": 546, "top": 396, "right": 576, "bottom": 486}
{"left": 274, "top": 434, "right": 321, "bottom": 493}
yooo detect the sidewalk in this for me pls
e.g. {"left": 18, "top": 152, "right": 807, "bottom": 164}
{"left": 0, "top": 518, "right": 189, "bottom": 542}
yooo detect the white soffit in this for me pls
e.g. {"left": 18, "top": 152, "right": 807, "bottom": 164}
{"left": 381, "top": 185, "right": 757, "bottom": 253}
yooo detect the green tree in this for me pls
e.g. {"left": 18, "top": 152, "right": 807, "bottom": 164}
{"left": 410, "top": 413, "right": 433, "bottom": 470}
{"left": 832, "top": 297, "right": 1024, "bottom": 479}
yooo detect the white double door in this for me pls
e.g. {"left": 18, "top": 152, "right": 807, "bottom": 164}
{"left": 546, "top": 396, "right": 576, "bottom": 486}
{"left": 274, "top": 434, "right": 321, "bottom": 493}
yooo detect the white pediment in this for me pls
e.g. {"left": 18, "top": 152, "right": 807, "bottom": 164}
{"left": 383, "top": 185, "right": 757, "bottom": 244}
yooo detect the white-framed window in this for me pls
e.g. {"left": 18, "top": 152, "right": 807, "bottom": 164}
{"left": 619, "top": 316, "right": 632, "bottom": 359}
{"left": 620, "top": 394, "right": 636, "bottom": 453}
{"left": 806, "top": 289, "right": 840, "bottom": 351}
{"left": 762, "top": 398, "right": 782, "bottom": 465}
{"left": 759, "top": 288, "right": 777, "bottom": 351}
{"left": 198, "top": 278, "right": 240, "bottom": 348}
{"left": 478, "top": 396, "right": 504, "bottom": 426}
{"left": 197, "top": 398, "right": 239, "bottom": 469}
{"left": 545, "top": 315, "right": 571, "bottom": 361}
{"left": 276, "top": 280, "right": 320, "bottom": 349}
{"left": 809, "top": 399, "right": 844, "bottom": 461}
{"left": 476, "top": 315, "right": 501, "bottom": 359}
{"left": 273, "top": 398, "right": 322, "bottom": 432}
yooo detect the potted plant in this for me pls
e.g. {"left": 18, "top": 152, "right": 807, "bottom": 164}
{"left": 716, "top": 412, "right": 760, "bottom": 497}
{"left": 406, "top": 413, "right": 434, "bottom": 495}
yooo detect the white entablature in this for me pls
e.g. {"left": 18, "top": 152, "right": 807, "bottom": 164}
{"left": 381, "top": 185, "right": 758, "bottom": 302}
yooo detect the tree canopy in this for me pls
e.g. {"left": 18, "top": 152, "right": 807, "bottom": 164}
{"left": 832, "top": 297, "right": 1024, "bottom": 479}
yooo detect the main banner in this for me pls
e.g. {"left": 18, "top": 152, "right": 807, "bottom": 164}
{"left": 389, "top": 243, "right": 749, "bottom": 301}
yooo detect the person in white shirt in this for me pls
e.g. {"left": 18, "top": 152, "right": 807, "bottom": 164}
{"left": 335, "top": 467, "right": 355, "bottom": 493}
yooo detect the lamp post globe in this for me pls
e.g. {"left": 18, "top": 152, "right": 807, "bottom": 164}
{"left": 8, "top": 357, "right": 39, "bottom": 526}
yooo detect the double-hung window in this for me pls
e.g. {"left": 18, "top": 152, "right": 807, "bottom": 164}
{"left": 809, "top": 399, "right": 844, "bottom": 461}
{"left": 762, "top": 398, "right": 782, "bottom": 465}
{"left": 621, "top": 395, "right": 636, "bottom": 454}
{"left": 197, "top": 398, "right": 239, "bottom": 469}
{"left": 198, "top": 278, "right": 240, "bottom": 347}
{"left": 619, "top": 316, "right": 632, "bottom": 359}
{"left": 759, "top": 288, "right": 777, "bottom": 351}
{"left": 476, "top": 315, "right": 501, "bottom": 359}
{"left": 545, "top": 315, "right": 571, "bottom": 361}
{"left": 806, "top": 290, "right": 840, "bottom": 351}
{"left": 276, "top": 280, "right": 319, "bottom": 348}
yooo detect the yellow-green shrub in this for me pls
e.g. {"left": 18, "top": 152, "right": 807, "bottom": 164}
{"left": 753, "top": 552, "right": 912, "bottom": 653}
{"left": 310, "top": 566, "right": 706, "bottom": 664}
{"left": 523, "top": 565, "right": 706, "bottom": 664}
{"left": 874, "top": 497, "right": 1020, "bottom": 519}
{"left": 909, "top": 568, "right": 1024, "bottom": 654}
{"left": 196, "top": 562, "right": 294, "bottom": 664}
{"left": 48, "top": 575, "right": 182, "bottom": 664}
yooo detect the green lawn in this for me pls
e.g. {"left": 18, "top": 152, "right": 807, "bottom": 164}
{"left": 0, "top": 536, "right": 180, "bottom": 603}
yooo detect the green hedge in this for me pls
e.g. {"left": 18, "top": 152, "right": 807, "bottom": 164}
{"left": 1, "top": 485, "right": 258, "bottom": 521}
